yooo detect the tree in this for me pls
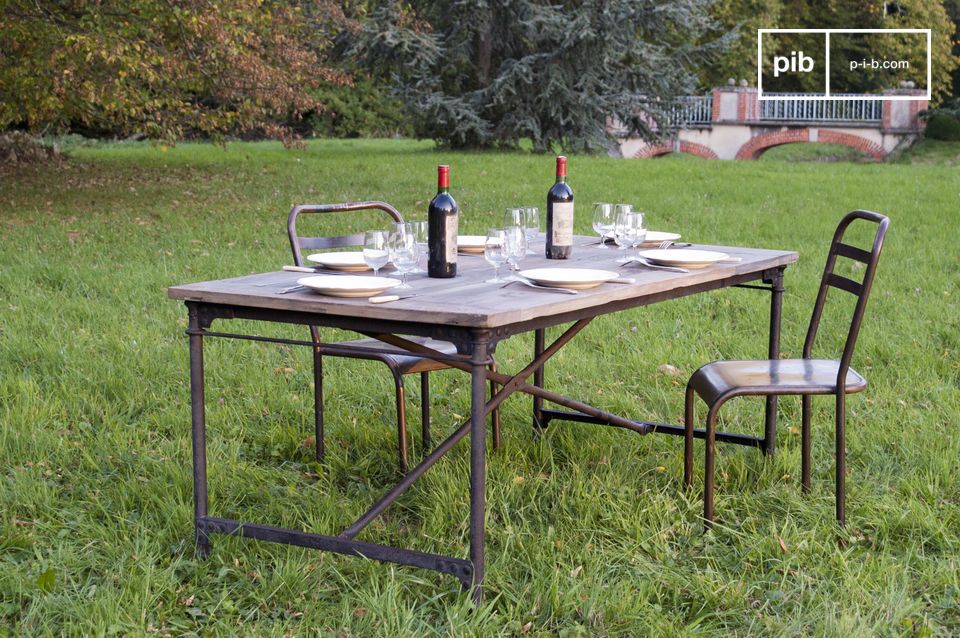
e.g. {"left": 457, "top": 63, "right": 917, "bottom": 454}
{"left": 0, "top": 0, "right": 350, "bottom": 143}
{"left": 702, "top": 1, "right": 959, "bottom": 101}
{"left": 700, "top": 0, "right": 785, "bottom": 88}
{"left": 351, "top": 0, "right": 727, "bottom": 151}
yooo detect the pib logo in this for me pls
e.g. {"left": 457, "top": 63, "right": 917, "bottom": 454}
{"left": 773, "top": 50, "right": 815, "bottom": 77}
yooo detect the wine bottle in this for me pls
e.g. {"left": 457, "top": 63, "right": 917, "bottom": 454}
{"left": 427, "top": 164, "right": 458, "bottom": 278}
{"left": 546, "top": 155, "right": 574, "bottom": 259}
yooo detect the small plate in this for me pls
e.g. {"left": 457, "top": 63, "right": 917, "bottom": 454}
{"left": 639, "top": 231, "right": 682, "bottom": 246}
{"left": 519, "top": 267, "right": 619, "bottom": 290}
{"left": 636, "top": 249, "right": 729, "bottom": 269}
{"left": 458, "top": 235, "right": 487, "bottom": 254}
{"left": 297, "top": 275, "right": 401, "bottom": 298}
{"left": 306, "top": 252, "right": 370, "bottom": 271}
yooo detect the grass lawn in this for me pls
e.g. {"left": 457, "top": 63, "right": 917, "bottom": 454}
{"left": 1, "top": 139, "right": 958, "bottom": 636}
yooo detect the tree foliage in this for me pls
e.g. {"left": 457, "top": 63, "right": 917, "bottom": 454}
{"left": 702, "top": 0, "right": 959, "bottom": 101}
{"left": 350, "top": 0, "right": 727, "bottom": 151}
{"left": 0, "top": 0, "right": 350, "bottom": 143}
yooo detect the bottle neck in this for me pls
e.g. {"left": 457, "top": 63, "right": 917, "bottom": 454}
{"left": 437, "top": 165, "right": 450, "bottom": 193}
{"left": 555, "top": 156, "right": 567, "bottom": 183}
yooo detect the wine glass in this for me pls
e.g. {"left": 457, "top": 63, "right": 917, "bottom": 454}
{"left": 484, "top": 228, "right": 509, "bottom": 283}
{"left": 629, "top": 211, "right": 647, "bottom": 257}
{"left": 523, "top": 207, "right": 540, "bottom": 254}
{"left": 504, "top": 225, "right": 526, "bottom": 272}
{"left": 613, "top": 210, "right": 640, "bottom": 263}
{"left": 388, "top": 228, "right": 418, "bottom": 289}
{"left": 410, "top": 220, "right": 428, "bottom": 273}
{"left": 592, "top": 203, "right": 615, "bottom": 248}
{"left": 363, "top": 230, "right": 389, "bottom": 276}
{"left": 503, "top": 207, "right": 524, "bottom": 229}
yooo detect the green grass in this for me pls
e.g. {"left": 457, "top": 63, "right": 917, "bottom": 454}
{"left": 1, "top": 139, "right": 959, "bottom": 636}
{"left": 896, "top": 138, "right": 960, "bottom": 166}
{"left": 758, "top": 142, "right": 874, "bottom": 163}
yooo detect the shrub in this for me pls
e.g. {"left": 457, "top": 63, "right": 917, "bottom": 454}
{"left": 0, "top": 131, "right": 62, "bottom": 164}
{"left": 307, "top": 76, "right": 413, "bottom": 138}
{"left": 924, "top": 112, "right": 960, "bottom": 141}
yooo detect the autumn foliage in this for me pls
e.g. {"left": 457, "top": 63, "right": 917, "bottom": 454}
{"left": 0, "top": 0, "right": 350, "bottom": 144}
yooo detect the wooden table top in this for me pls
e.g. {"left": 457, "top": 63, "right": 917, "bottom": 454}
{"left": 168, "top": 237, "right": 798, "bottom": 329}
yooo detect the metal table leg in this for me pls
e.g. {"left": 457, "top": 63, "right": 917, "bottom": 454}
{"left": 533, "top": 329, "right": 545, "bottom": 432}
{"left": 469, "top": 330, "right": 490, "bottom": 604}
{"left": 188, "top": 306, "right": 211, "bottom": 557}
{"left": 764, "top": 267, "right": 785, "bottom": 456}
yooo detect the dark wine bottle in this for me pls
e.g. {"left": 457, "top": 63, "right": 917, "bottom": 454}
{"left": 427, "top": 164, "right": 458, "bottom": 278}
{"left": 546, "top": 155, "right": 574, "bottom": 259}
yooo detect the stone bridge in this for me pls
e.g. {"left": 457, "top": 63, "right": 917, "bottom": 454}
{"left": 618, "top": 85, "right": 928, "bottom": 160}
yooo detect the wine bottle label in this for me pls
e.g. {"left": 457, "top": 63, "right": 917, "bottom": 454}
{"left": 445, "top": 215, "right": 458, "bottom": 264}
{"left": 551, "top": 202, "right": 574, "bottom": 246}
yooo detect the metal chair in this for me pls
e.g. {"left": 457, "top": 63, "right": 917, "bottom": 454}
{"left": 288, "top": 201, "right": 500, "bottom": 473}
{"left": 683, "top": 210, "right": 890, "bottom": 527}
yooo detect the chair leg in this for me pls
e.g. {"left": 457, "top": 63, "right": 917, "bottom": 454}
{"left": 704, "top": 404, "right": 721, "bottom": 528}
{"left": 801, "top": 394, "right": 812, "bottom": 494}
{"left": 390, "top": 367, "right": 408, "bottom": 474}
{"left": 313, "top": 348, "right": 325, "bottom": 463}
{"left": 683, "top": 385, "right": 696, "bottom": 489}
{"left": 835, "top": 393, "right": 846, "bottom": 526}
{"left": 489, "top": 363, "right": 501, "bottom": 450}
{"left": 420, "top": 372, "right": 431, "bottom": 452}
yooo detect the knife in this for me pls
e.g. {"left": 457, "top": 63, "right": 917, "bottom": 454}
{"left": 369, "top": 294, "right": 417, "bottom": 304}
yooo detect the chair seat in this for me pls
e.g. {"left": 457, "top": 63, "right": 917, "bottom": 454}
{"left": 327, "top": 336, "right": 458, "bottom": 375}
{"left": 690, "top": 358, "right": 867, "bottom": 406}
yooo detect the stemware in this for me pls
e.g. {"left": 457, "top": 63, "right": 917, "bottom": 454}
{"left": 410, "top": 220, "right": 428, "bottom": 273}
{"left": 523, "top": 207, "right": 540, "bottom": 254}
{"left": 503, "top": 207, "right": 524, "bottom": 229}
{"left": 629, "top": 210, "right": 647, "bottom": 257}
{"left": 504, "top": 225, "right": 527, "bottom": 272}
{"left": 613, "top": 210, "right": 641, "bottom": 263}
{"left": 388, "top": 228, "right": 419, "bottom": 289}
{"left": 592, "top": 203, "right": 615, "bottom": 248}
{"left": 484, "top": 228, "right": 509, "bottom": 283}
{"left": 362, "top": 230, "right": 390, "bottom": 276}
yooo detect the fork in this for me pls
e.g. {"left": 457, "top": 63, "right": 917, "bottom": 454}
{"left": 501, "top": 278, "right": 579, "bottom": 294}
{"left": 656, "top": 241, "right": 741, "bottom": 262}
{"left": 621, "top": 258, "right": 689, "bottom": 273}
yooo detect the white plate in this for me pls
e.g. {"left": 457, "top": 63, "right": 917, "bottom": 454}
{"left": 306, "top": 252, "right": 371, "bottom": 271}
{"left": 458, "top": 235, "right": 487, "bottom": 254}
{"left": 636, "top": 249, "right": 729, "bottom": 269}
{"left": 519, "top": 268, "right": 619, "bottom": 290}
{"left": 297, "top": 275, "right": 401, "bottom": 298}
{"left": 639, "top": 231, "right": 682, "bottom": 245}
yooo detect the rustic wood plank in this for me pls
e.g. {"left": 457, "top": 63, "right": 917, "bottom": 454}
{"left": 168, "top": 236, "right": 798, "bottom": 329}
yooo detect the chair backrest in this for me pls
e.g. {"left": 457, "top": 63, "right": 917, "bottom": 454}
{"left": 802, "top": 210, "right": 890, "bottom": 388}
{"left": 287, "top": 201, "right": 404, "bottom": 266}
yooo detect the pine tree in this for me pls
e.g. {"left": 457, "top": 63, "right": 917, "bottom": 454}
{"left": 352, "top": 0, "right": 726, "bottom": 151}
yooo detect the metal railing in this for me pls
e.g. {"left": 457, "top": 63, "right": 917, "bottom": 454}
{"left": 665, "top": 95, "right": 713, "bottom": 127}
{"left": 639, "top": 91, "right": 886, "bottom": 129}
{"left": 759, "top": 93, "right": 882, "bottom": 122}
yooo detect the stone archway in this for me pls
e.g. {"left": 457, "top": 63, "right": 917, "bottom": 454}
{"left": 634, "top": 140, "right": 718, "bottom": 160}
{"left": 735, "top": 128, "right": 884, "bottom": 160}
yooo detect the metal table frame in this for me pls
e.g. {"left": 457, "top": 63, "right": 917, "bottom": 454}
{"left": 181, "top": 264, "right": 787, "bottom": 604}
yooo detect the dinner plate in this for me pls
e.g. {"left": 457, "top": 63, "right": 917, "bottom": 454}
{"left": 458, "top": 235, "right": 487, "bottom": 254}
{"left": 297, "top": 275, "right": 401, "bottom": 298}
{"left": 518, "top": 267, "right": 619, "bottom": 290}
{"left": 636, "top": 248, "right": 729, "bottom": 269}
{"left": 639, "top": 231, "right": 682, "bottom": 246}
{"left": 306, "top": 252, "right": 370, "bottom": 271}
